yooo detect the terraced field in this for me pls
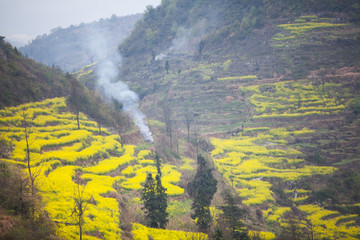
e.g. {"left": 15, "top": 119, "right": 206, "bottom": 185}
{"left": 0, "top": 98, "right": 191, "bottom": 240}
{"left": 272, "top": 15, "right": 350, "bottom": 48}
{"left": 244, "top": 79, "right": 351, "bottom": 120}
{"left": 210, "top": 77, "right": 360, "bottom": 239}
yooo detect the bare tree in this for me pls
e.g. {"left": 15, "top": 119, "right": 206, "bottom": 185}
{"left": 112, "top": 99, "right": 129, "bottom": 145}
{"left": 184, "top": 110, "right": 194, "bottom": 143}
{"left": 173, "top": 124, "right": 180, "bottom": 156}
{"left": 21, "top": 112, "right": 41, "bottom": 203}
{"left": 161, "top": 103, "right": 173, "bottom": 150}
{"left": 193, "top": 123, "right": 201, "bottom": 157}
{"left": 72, "top": 184, "right": 89, "bottom": 240}
{"left": 67, "top": 80, "right": 88, "bottom": 130}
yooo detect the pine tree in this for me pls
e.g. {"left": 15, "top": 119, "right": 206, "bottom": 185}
{"left": 141, "top": 173, "right": 168, "bottom": 229}
{"left": 155, "top": 174, "right": 168, "bottom": 228}
{"left": 218, "top": 192, "right": 249, "bottom": 240}
{"left": 189, "top": 155, "right": 217, "bottom": 232}
{"left": 155, "top": 154, "right": 162, "bottom": 176}
{"left": 213, "top": 228, "right": 225, "bottom": 240}
{"left": 141, "top": 173, "right": 157, "bottom": 228}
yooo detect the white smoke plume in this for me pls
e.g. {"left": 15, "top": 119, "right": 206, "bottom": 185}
{"left": 86, "top": 29, "right": 154, "bottom": 142}
{"left": 155, "top": 18, "right": 209, "bottom": 60}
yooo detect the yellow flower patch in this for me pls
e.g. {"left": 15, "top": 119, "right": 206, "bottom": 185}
{"left": 132, "top": 223, "right": 207, "bottom": 240}
{"left": 211, "top": 127, "right": 335, "bottom": 205}
{"left": 0, "top": 98, "right": 187, "bottom": 239}
{"left": 298, "top": 204, "right": 360, "bottom": 239}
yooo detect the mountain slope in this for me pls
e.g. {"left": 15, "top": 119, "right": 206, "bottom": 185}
{"left": 116, "top": 0, "right": 360, "bottom": 131}
{"left": 1, "top": 0, "right": 360, "bottom": 239}
{"left": 110, "top": 0, "right": 360, "bottom": 238}
{"left": 0, "top": 97, "right": 209, "bottom": 239}
{"left": 0, "top": 37, "right": 73, "bottom": 108}
{"left": 20, "top": 14, "right": 142, "bottom": 72}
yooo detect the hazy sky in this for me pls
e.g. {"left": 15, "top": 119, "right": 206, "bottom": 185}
{"left": 0, "top": 0, "right": 161, "bottom": 47}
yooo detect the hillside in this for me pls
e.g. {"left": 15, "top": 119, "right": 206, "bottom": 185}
{"left": 111, "top": 0, "right": 360, "bottom": 238}
{"left": 0, "top": 98, "right": 212, "bottom": 239}
{"left": 0, "top": 39, "right": 139, "bottom": 239}
{"left": 0, "top": 37, "right": 73, "bottom": 109}
{"left": 1, "top": 0, "right": 360, "bottom": 239}
{"left": 20, "top": 14, "right": 142, "bottom": 72}
{"left": 116, "top": 0, "right": 360, "bottom": 129}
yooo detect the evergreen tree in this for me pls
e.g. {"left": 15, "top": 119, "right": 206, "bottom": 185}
{"left": 155, "top": 154, "right": 162, "bottom": 176}
{"left": 218, "top": 192, "right": 249, "bottom": 240}
{"left": 155, "top": 174, "right": 168, "bottom": 228}
{"left": 141, "top": 173, "right": 157, "bottom": 228}
{"left": 189, "top": 155, "right": 217, "bottom": 232}
{"left": 213, "top": 228, "right": 225, "bottom": 240}
{"left": 165, "top": 60, "right": 170, "bottom": 74}
{"left": 141, "top": 173, "right": 168, "bottom": 229}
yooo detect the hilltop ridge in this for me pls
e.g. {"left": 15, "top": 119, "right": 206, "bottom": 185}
{"left": 20, "top": 14, "right": 142, "bottom": 72}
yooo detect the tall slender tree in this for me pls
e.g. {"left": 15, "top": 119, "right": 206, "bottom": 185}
{"left": 67, "top": 79, "right": 88, "bottom": 129}
{"left": 155, "top": 174, "right": 168, "bottom": 229}
{"left": 72, "top": 184, "right": 89, "bottom": 240}
{"left": 189, "top": 155, "right": 217, "bottom": 232}
{"left": 184, "top": 110, "right": 194, "bottom": 143}
{"left": 21, "top": 111, "right": 41, "bottom": 216}
{"left": 155, "top": 154, "right": 162, "bottom": 176}
{"left": 141, "top": 173, "right": 157, "bottom": 227}
{"left": 161, "top": 103, "right": 173, "bottom": 150}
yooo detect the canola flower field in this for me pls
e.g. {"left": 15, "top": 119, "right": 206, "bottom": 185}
{"left": 272, "top": 15, "right": 349, "bottom": 48}
{"left": 132, "top": 223, "right": 208, "bottom": 240}
{"left": 210, "top": 78, "right": 360, "bottom": 239}
{"left": 0, "top": 97, "right": 191, "bottom": 240}
{"left": 243, "top": 79, "right": 350, "bottom": 120}
{"left": 211, "top": 127, "right": 335, "bottom": 206}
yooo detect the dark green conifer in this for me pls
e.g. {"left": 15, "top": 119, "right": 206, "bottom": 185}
{"left": 189, "top": 155, "right": 217, "bottom": 232}
{"left": 141, "top": 173, "right": 168, "bottom": 229}
{"left": 218, "top": 192, "right": 249, "bottom": 240}
{"left": 155, "top": 154, "right": 162, "bottom": 176}
{"left": 213, "top": 228, "right": 225, "bottom": 240}
{"left": 141, "top": 173, "right": 157, "bottom": 228}
{"left": 155, "top": 174, "right": 168, "bottom": 228}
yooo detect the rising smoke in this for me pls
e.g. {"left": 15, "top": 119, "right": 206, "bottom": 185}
{"left": 155, "top": 18, "right": 212, "bottom": 60}
{"left": 86, "top": 29, "right": 154, "bottom": 142}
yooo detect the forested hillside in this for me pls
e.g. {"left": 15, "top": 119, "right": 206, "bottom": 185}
{"left": 20, "top": 14, "right": 142, "bottom": 72}
{"left": 0, "top": 37, "right": 73, "bottom": 108}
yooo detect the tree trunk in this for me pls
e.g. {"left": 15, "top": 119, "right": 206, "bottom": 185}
{"left": 98, "top": 122, "right": 101, "bottom": 134}
{"left": 76, "top": 111, "right": 80, "bottom": 129}
{"left": 187, "top": 125, "right": 190, "bottom": 143}
{"left": 79, "top": 220, "right": 82, "bottom": 240}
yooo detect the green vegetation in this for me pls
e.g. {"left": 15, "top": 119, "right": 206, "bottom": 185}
{"left": 0, "top": 37, "right": 74, "bottom": 108}
{"left": 188, "top": 155, "right": 218, "bottom": 232}
{"left": 141, "top": 173, "right": 169, "bottom": 229}
{"left": 217, "top": 192, "right": 250, "bottom": 240}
